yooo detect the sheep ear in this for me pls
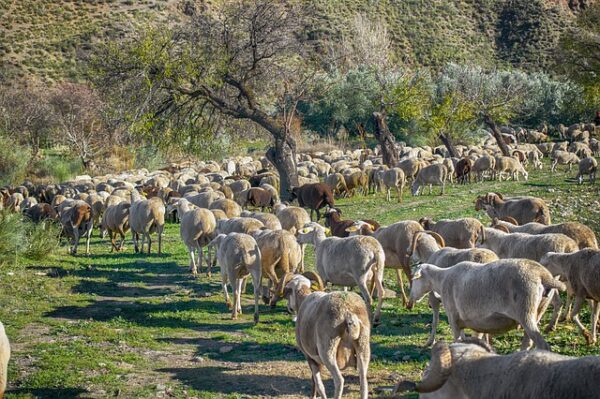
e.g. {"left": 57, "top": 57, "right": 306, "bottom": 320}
{"left": 413, "top": 269, "right": 422, "bottom": 280}
{"left": 367, "top": 224, "right": 375, "bottom": 231}
{"left": 345, "top": 225, "right": 359, "bottom": 233}
{"left": 324, "top": 228, "right": 331, "bottom": 236}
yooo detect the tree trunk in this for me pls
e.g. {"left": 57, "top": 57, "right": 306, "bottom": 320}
{"left": 483, "top": 114, "right": 511, "bottom": 157}
{"left": 372, "top": 112, "right": 399, "bottom": 167}
{"left": 438, "top": 131, "right": 458, "bottom": 158}
{"left": 266, "top": 135, "right": 299, "bottom": 202}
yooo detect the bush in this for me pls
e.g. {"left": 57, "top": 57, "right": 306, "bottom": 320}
{"left": 0, "top": 133, "right": 31, "bottom": 186}
{"left": 34, "top": 155, "right": 83, "bottom": 183}
{"left": 0, "top": 211, "right": 60, "bottom": 266}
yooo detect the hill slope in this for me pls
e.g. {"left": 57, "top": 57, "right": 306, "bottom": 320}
{"left": 0, "top": 0, "right": 589, "bottom": 83}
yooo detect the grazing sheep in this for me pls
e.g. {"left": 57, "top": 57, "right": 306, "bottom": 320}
{"left": 101, "top": 202, "right": 131, "bottom": 252}
{"left": 494, "top": 156, "right": 528, "bottom": 181}
{"left": 346, "top": 220, "right": 423, "bottom": 306}
{"left": 396, "top": 340, "right": 600, "bottom": 398}
{"left": 208, "top": 233, "right": 262, "bottom": 323}
{"left": 478, "top": 227, "right": 579, "bottom": 261}
{"left": 0, "top": 322, "right": 10, "bottom": 399}
{"left": 576, "top": 157, "right": 598, "bottom": 184}
{"left": 85, "top": 193, "right": 105, "bottom": 236}
{"left": 475, "top": 193, "right": 551, "bottom": 225}
{"left": 252, "top": 229, "right": 302, "bottom": 304}
{"left": 323, "top": 208, "right": 380, "bottom": 238}
{"left": 216, "top": 217, "right": 264, "bottom": 235}
{"left": 177, "top": 198, "right": 217, "bottom": 276}
{"left": 398, "top": 158, "right": 421, "bottom": 181}
{"left": 325, "top": 173, "right": 349, "bottom": 198}
{"left": 289, "top": 183, "right": 335, "bottom": 221}
{"left": 344, "top": 171, "right": 369, "bottom": 196}
{"left": 24, "top": 203, "right": 58, "bottom": 223}
{"left": 382, "top": 168, "right": 406, "bottom": 202}
{"left": 541, "top": 250, "right": 600, "bottom": 344}
{"left": 454, "top": 158, "right": 473, "bottom": 184}
{"left": 472, "top": 155, "right": 495, "bottom": 182}
{"left": 297, "top": 222, "right": 385, "bottom": 324}
{"left": 419, "top": 217, "right": 485, "bottom": 249}
{"left": 551, "top": 150, "right": 580, "bottom": 172}
{"left": 60, "top": 200, "right": 94, "bottom": 255}
{"left": 292, "top": 288, "right": 371, "bottom": 399}
{"left": 129, "top": 191, "right": 165, "bottom": 255}
{"left": 411, "top": 164, "right": 448, "bottom": 196}
{"left": 407, "top": 230, "right": 498, "bottom": 346}
{"left": 240, "top": 211, "right": 282, "bottom": 230}
{"left": 408, "top": 259, "right": 565, "bottom": 350}
{"left": 528, "top": 149, "right": 543, "bottom": 170}
{"left": 209, "top": 198, "right": 242, "bottom": 218}
{"left": 491, "top": 219, "right": 598, "bottom": 249}
{"left": 245, "top": 187, "right": 275, "bottom": 211}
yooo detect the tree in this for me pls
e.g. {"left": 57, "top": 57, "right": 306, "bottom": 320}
{"left": 92, "top": 0, "right": 318, "bottom": 200}
{"left": 49, "top": 83, "right": 107, "bottom": 169}
{"left": 555, "top": 3, "right": 600, "bottom": 114}
{"left": 0, "top": 83, "right": 54, "bottom": 157}
{"left": 438, "top": 64, "right": 532, "bottom": 156}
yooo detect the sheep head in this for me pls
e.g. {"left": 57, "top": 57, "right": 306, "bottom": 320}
{"left": 394, "top": 341, "right": 453, "bottom": 394}
{"left": 406, "top": 264, "right": 434, "bottom": 310}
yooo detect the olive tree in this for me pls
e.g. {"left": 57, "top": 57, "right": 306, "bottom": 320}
{"left": 92, "top": 0, "right": 318, "bottom": 200}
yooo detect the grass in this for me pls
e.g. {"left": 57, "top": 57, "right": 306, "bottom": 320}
{"left": 2, "top": 159, "right": 600, "bottom": 398}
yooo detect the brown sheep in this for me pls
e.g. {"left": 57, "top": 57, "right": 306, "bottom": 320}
{"left": 419, "top": 217, "right": 485, "bottom": 249}
{"left": 475, "top": 192, "right": 551, "bottom": 225}
{"left": 289, "top": 183, "right": 335, "bottom": 221}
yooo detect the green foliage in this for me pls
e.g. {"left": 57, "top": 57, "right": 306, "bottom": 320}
{"left": 0, "top": 132, "right": 32, "bottom": 185}
{"left": 0, "top": 211, "right": 59, "bottom": 266}
{"left": 35, "top": 155, "right": 84, "bottom": 183}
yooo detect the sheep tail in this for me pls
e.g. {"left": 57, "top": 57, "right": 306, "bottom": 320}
{"left": 541, "top": 274, "right": 567, "bottom": 292}
{"left": 345, "top": 313, "right": 362, "bottom": 341}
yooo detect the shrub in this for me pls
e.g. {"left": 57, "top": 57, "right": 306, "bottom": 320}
{"left": 0, "top": 133, "right": 31, "bottom": 186}
{"left": 0, "top": 211, "right": 60, "bottom": 266}
{"left": 34, "top": 155, "right": 83, "bottom": 183}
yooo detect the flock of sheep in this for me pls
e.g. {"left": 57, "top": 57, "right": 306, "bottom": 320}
{"left": 1, "top": 123, "right": 600, "bottom": 398}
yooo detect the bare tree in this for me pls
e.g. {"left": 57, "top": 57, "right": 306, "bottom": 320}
{"left": 93, "top": 0, "right": 319, "bottom": 200}
{"left": 0, "top": 83, "right": 54, "bottom": 157}
{"left": 49, "top": 83, "right": 106, "bottom": 169}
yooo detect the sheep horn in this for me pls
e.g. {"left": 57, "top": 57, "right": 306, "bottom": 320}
{"left": 415, "top": 341, "right": 453, "bottom": 393}
{"left": 494, "top": 224, "right": 510, "bottom": 233}
{"left": 479, "top": 224, "right": 486, "bottom": 245}
{"left": 501, "top": 216, "right": 518, "bottom": 225}
{"left": 408, "top": 231, "right": 425, "bottom": 259}
{"left": 425, "top": 231, "right": 445, "bottom": 248}
{"left": 276, "top": 272, "right": 295, "bottom": 298}
{"left": 302, "top": 271, "right": 325, "bottom": 291}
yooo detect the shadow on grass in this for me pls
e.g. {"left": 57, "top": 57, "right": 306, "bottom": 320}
{"left": 8, "top": 387, "right": 87, "bottom": 398}
{"left": 44, "top": 299, "right": 264, "bottom": 331}
{"left": 157, "top": 336, "right": 303, "bottom": 363}
{"left": 157, "top": 366, "right": 312, "bottom": 396}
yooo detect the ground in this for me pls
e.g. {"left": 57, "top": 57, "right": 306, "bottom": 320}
{"left": 2, "top": 161, "right": 600, "bottom": 398}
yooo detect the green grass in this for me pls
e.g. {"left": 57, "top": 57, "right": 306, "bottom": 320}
{"left": 2, "top": 160, "right": 600, "bottom": 398}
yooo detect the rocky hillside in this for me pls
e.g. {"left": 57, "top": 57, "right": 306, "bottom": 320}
{"left": 0, "top": 0, "right": 592, "bottom": 83}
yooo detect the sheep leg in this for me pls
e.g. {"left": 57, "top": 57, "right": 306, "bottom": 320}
{"left": 428, "top": 184, "right": 432, "bottom": 195}
{"left": 118, "top": 231, "right": 126, "bottom": 251}
{"left": 425, "top": 294, "right": 441, "bottom": 347}
{"left": 590, "top": 300, "right": 600, "bottom": 344}
{"left": 140, "top": 232, "right": 146, "bottom": 254}
{"left": 440, "top": 180, "right": 445, "bottom": 195}
{"left": 189, "top": 247, "right": 198, "bottom": 276}
{"left": 570, "top": 296, "right": 593, "bottom": 344}
{"left": 132, "top": 232, "right": 139, "bottom": 253}
{"left": 109, "top": 231, "right": 117, "bottom": 252}
{"left": 85, "top": 227, "right": 92, "bottom": 255}
{"left": 252, "top": 270, "right": 261, "bottom": 324}
{"left": 546, "top": 293, "right": 563, "bottom": 333}
{"left": 157, "top": 225, "right": 163, "bottom": 255}
{"left": 357, "top": 277, "right": 374, "bottom": 323}
{"left": 356, "top": 339, "right": 370, "bottom": 399}
{"left": 521, "top": 316, "right": 549, "bottom": 351}
{"left": 322, "top": 350, "right": 344, "bottom": 399}
{"left": 222, "top": 277, "right": 232, "bottom": 309}
{"left": 559, "top": 294, "right": 573, "bottom": 323}
{"left": 299, "top": 243, "right": 306, "bottom": 273}
{"left": 231, "top": 278, "right": 240, "bottom": 319}
{"left": 395, "top": 269, "right": 409, "bottom": 306}
{"left": 397, "top": 186, "right": 403, "bottom": 203}
{"left": 146, "top": 233, "right": 152, "bottom": 255}
{"left": 307, "top": 359, "right": 327, "bottom": 399}
{"left": 373, "top": 271, "right": 385, "bottom": 326}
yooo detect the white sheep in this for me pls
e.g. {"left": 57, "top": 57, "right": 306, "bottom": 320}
{"left": 129, "top": 190, "right": 165, "bottom": 255}
{"left": 177, "top": 198, "right": 217, "bottom": 276}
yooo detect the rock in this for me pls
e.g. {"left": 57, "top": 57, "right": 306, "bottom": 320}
{"left": 383, "top": 288, "right": 397, "bottom": 298}
{"left": 193, "top": 356, "right": 205, "bottom": 363}
{"left": 402, "top": 355, "right": 411, "bottom": 361}
{"left": 156, "top": 384, "right": 166, "bottom": 391}
{"left": 201, "top": 292, "right": 211, "bottom": 298}
{"left": 219, "top": 345, "right": 234, "bottom": 354}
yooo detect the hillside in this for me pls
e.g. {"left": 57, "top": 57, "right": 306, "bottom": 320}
{"left": 0, "top": 0, "right": 590, "bottom": 83}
